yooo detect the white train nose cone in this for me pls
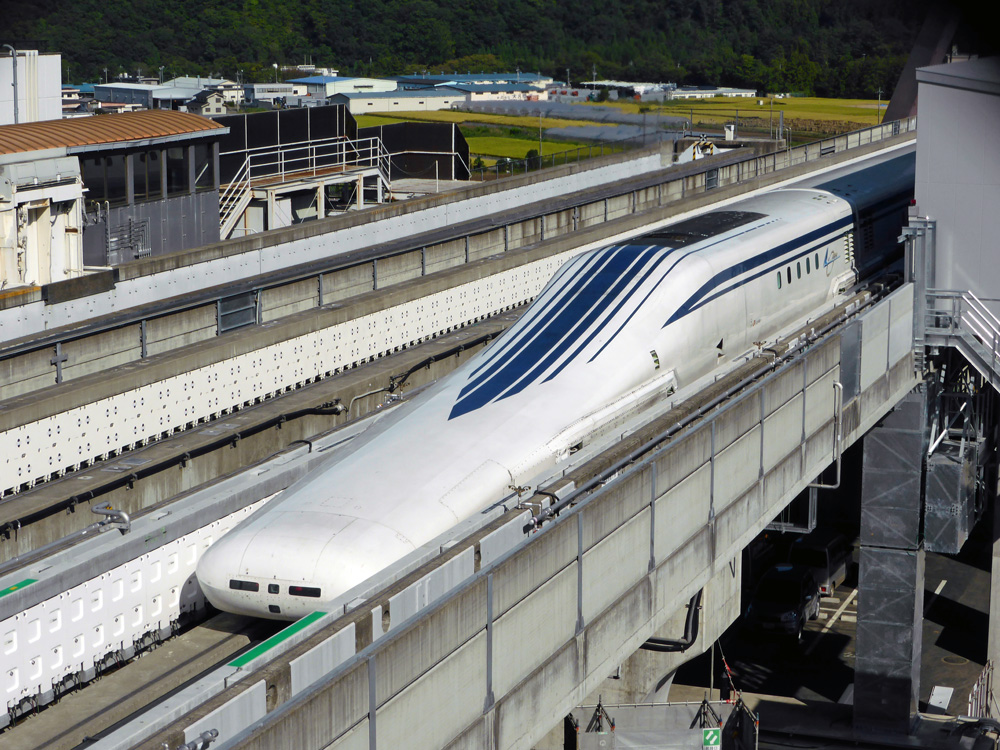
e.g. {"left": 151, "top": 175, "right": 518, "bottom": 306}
{"left": 196, "top": 532, "right": 269, "bottom": 618}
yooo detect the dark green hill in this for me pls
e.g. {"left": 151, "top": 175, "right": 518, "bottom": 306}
{"left": 11, "top": 0, "right": 927, "bottom": 97}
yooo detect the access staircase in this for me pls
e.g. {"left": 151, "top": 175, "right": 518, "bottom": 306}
{"left": 924, "top": 289, "right": 1000, "bottom": 392}
{"left": 219, "top": 136, "right": 392, "bottom": 239}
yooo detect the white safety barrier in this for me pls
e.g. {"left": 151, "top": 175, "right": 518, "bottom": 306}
{"left": 0, "top": 251, "right": 575, "bottom": 497}
{"left": 0, "top": 497, "right": 269, "bottom": 720}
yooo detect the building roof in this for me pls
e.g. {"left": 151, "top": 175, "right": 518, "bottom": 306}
{"left": 396, "top": 73, "right": 549, "bottom": 85}
{"left": 917, "top": 57, "right": 1000, "bottom": 95}
{"left": 449, "top": 83, "right": 537, "bottom": 93}
{"left": 332, "top": 89, "right": 461, "bottom": 100}
{"left": 0, "top": 110, "right": 226, "bottom": 156}
{"left": 288, "top": 76, "right": 358, "bottom": 84}
{"left": 165, "top": 76, "right": 236, "bottom": 88}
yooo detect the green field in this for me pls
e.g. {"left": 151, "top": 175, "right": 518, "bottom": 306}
{"left": 465, "top": 136, "right": 588, "bottom": 159}
{"left": 354, "top": 115, "right": 409, "bottom": 128}
{"left": 354, "top": 95, "right": 886, "bottom": 162}
{"left": 587, "top": 96, "right": 886, "bottom": 133}
{"left": 354, "top": 109, "right": 611, "bottom": 130}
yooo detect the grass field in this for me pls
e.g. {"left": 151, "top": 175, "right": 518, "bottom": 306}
{"left": 586, "top": 96, "right": 885, "bottom": 134}
{"left": 353, "top": 95, "right": 885, "bottom": 160}
{"left": 354, "top": 109, "right": 611, "bottom": 130}
{"left": 465, "top": 135, "right": 588, "bottom": 159}
{"left": 354, "top": 115, "right": 409, "bottom": 128}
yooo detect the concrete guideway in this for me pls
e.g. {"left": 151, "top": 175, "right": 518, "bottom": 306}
{"left": 99, "top": 283, "right": 916, "bottom": 750}
{"left": 0, "top": 122, "right": 918, "bottom": 744}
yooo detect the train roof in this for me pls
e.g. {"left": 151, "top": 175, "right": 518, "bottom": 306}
{"left": 815, "top": 151, "right": 915, "bottom": 216}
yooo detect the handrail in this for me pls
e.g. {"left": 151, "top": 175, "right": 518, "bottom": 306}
{"left": 219, "top": 155, "right": 252, "bottom": 234}
{"left": 926, "top": 289, "right": 1000, "bottom": 379}
{"left": 219, "top": 136, "right": 393, "bottom": 234}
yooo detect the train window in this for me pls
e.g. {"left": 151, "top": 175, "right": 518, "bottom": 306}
{"left": 229, "top": 579, "right": 259, "bottom": 592}
{"left": 815, "top": 252, "right": 820, "bottom": 268}
{"left": 268, "top": 584, "right": 279, "bottom": 594}
{"left": 776, "top": 272, "right": 782, "bottom": 289}
{"left": 806, "top": 257, "right": 810, "bottom": 273}
{"left": 268, "top": 605, "right": 281, "bottom": 614}
{"left": 786, "top": 267, "right": 792, "bottom": 284}
{"left": 796, "top": 262, "right": 801, "bottom": 279}
{"left": 289, "top": 585, "right": 322, "bottom": 598}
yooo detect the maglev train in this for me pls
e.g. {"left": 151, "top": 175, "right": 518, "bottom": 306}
{"left": 198, "top": 152, "right": 914, "bottom": 620}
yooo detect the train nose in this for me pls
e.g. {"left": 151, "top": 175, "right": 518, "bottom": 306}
{"left": 196, "top": 532, "right": 268, "bottom": 618}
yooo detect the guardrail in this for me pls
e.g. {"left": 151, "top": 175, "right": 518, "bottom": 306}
{"left": 926, "top": 289, "right": 1000, "bottom": 381}
{"left": 220, "top": 136, "right": 392, "bottom": 235}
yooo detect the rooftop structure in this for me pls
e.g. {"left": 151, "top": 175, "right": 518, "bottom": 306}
{"left": 0, "top": 49, "right": 62, "bottom": 125}
{"left": 287, "top": 76, "right": 397, "bottom": 98}
{"left": 396, "top": 72, "right": 553, "bottom": 89}
{"left": 0, "top": 110, "right": 224, "bottom": 156}
{"left": 329, "top": 88, "right": 466, "bottom": 114}
{"left": 0, "top": 111, "right": 227, "bottom": 288}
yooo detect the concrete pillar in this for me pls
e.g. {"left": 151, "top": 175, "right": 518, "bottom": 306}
{"left": 989, "top": 494, "right": 1000, "bottom": 668}
{"left": 854, "top": 391, "right": 927, "bottom": 733}
{"left": 266, "top": 190, "right": 275, "bottom": 231}
{"left": 316, "top": 184, "right": 325, "bottom": 220}
{"left": 356, "top": 175, "right": 364, "bottom": 210}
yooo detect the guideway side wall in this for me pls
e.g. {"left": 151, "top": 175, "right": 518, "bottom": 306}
{"left": 139, "top": 285, "right": 917, "bottom": 750}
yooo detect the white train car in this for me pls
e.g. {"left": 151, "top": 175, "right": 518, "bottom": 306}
{"left": 198, "top": 156, "right": 913, "bottom": 620}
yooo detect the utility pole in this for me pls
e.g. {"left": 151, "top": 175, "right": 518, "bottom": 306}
{"left": 566, "top": 67, "right": 570, "bottom": 89}
{"left": 3, "top": 44, "right": 18, "bottom": 124}
{"left": 538, "top": 111, "right": 543, "bottom": 158}
{"left": 876, "top": 87, "right": 883, "bottom": 124}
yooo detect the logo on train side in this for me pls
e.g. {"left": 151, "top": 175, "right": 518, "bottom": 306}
{"left": 823, "top": 247, "right": 839, "bottom": 276}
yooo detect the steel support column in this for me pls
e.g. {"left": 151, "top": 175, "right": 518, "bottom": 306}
{"left": 854, "top": 391, "right": 927, "bottom": 733}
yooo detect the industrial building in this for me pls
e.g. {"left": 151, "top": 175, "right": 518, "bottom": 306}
{"left": 0, "top": 110, "right": 226, "bottom": 290}
{"left": 329, "top": 88, "right": 466, "bottom": 114}
{"left": 287, "top": 75, "right": 397, "bottom": 99}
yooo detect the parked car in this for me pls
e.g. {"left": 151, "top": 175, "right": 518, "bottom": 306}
{"left": 745, "top": 564, "right": 820, "bottom": 642}
{"left": 788, "top": 528, "right": 853, "bottom": 596}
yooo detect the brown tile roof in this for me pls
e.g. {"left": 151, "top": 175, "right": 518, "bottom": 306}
{"left": 0, "top": 110, "right": 226, "bottom": 156}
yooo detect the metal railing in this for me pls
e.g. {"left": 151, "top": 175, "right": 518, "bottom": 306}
{"left": 969, "top": 660, "right": 996, "bottom": 718}
{"left": 219, "top": 136, "right": 392, "bottom": 234}
{"left": 467, "top": 115, "right": 916, "bottom": 183}
{"left": 926, "top": 290, "right": 1000, "bottom": 380}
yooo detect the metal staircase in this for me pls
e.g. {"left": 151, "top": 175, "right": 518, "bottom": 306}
{"left": 925, "top": 289, "right": 1000, "bottom": 393}
{"left": 218, "top": 136, "right": 392, "bottom": 239}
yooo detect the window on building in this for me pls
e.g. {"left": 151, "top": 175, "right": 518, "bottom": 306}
{"left": 165, "top": 146, "right": 188, "bottom": 197}
{"left": 133, "top": 150, "right": 162, "bottom": 201}
{"left": 80, "top": 155, "right": 105, "bottom": 206}
{"left": 193, "top": 143, "right": 214, "bottom": 192}
{"left": 104, "top": 154, "right": 128, "bottom": 206}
